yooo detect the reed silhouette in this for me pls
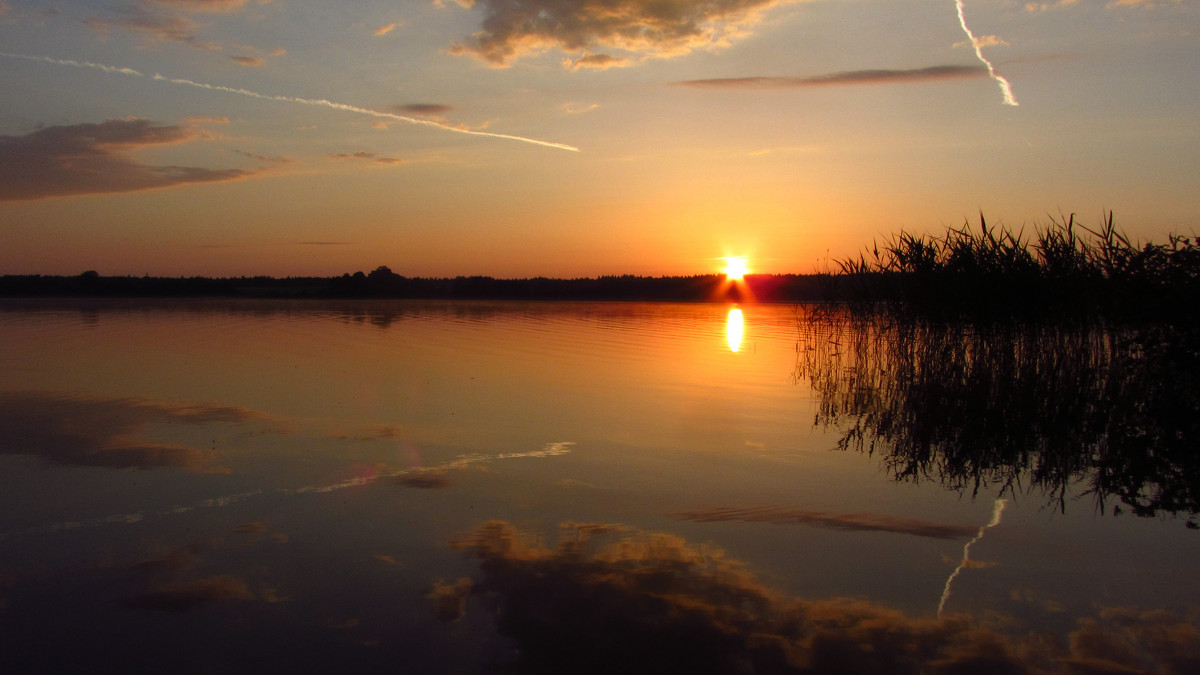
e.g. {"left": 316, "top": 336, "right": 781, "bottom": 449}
{"left": 831, "top": 213, "right": 1200, "bottom": 320}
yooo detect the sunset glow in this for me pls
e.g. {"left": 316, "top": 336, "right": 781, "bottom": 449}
{"left": 0, "top": 2, "right": 1195, "bottom": 277}
{"left": 724, "top": 257, "right": 749, "bottom": 281}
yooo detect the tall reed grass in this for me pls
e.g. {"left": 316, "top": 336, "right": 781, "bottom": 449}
{"left": 834, "top": 212, "right": 1199, "bottom": 319}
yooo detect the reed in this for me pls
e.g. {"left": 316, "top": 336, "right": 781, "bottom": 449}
{"left": 833, "top": 212, "right": 1200, "bottom": 319}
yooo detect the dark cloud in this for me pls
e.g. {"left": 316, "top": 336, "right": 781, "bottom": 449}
{"left": 449, "top": 0, "right": 799, "bottom": 68}
{"left": 397, "top": 471, "right": 451, "bottom": 489}
{"left": 446, "top": 520, "right": 1200, "bottom": 675}
{"left": 0, "top": 118, "right": 252, "bottom": 201}
{"left": 0, "top": 391, "right": 253, "bottom": 471}
{"left": 390, "top": 103, "right": 454, "bottom": 117}
{"left": 121, "top": 575, "right": 254, "bottom": 612}
{"left": 328, "top": 150, "right": 404, "bottom": 165}
{"left": 673, "top": 505, "right": 978, "bottom": 539}
{"left": 427, "top": 578, "right": 472, "bottom": 621}
{"left": 676, "top": 64, "right": 987, "bottom": 89}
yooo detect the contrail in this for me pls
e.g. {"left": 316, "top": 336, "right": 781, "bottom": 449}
{"left": 0, "top": 52, "right": 580, "bottom": 151}
{"left": 954, "top": 1, "right": 1018, "bottom": 106}
{"left": 0, "top": 442, "right": 575, "bottom": 539}
{"left": 937, "top": 498, "right": 1007, "bottom": 617}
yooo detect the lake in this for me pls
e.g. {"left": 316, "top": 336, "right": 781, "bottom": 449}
{"left": 1, "top": 299, "right": 1197, "bottom": 674}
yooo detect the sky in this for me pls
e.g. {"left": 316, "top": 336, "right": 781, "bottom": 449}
{"left": 0, "top": 0, "right": 1197, "bottom": 278}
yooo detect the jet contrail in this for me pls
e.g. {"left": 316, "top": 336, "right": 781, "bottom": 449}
{"left": 0, "top": 442, "right": 575, "bottom": 539}
{"left": 937, "top": 498, "right": 1007, "bottom": 617}
{"left": 954, "top": 1, "right": 1018, "bottom": 106}
{"left": 0, "top": 52, "right": 580, "bottom": 152}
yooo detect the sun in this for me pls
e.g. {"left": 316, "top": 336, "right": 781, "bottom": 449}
{"left": 723, "top": 257, "right": 748, "bottom": 281}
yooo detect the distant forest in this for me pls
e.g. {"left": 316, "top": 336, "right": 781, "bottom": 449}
{"left": 0, "top": 267, "right": 832, "bottom": 303}
{"left": 5, "top": 215, "right": 1196, "bottom": 317}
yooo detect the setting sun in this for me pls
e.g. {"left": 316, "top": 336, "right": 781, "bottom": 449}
{"left": 724, "top": 257, "right": 749, "bottom": 281}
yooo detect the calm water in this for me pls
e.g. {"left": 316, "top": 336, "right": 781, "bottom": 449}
{"left": 1, "top": 299, "right": 1196, "bottom": 674}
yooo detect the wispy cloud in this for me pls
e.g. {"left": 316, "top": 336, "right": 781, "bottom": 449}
{"left": 560, "top": 102, "right": 599, "bottom": 115}
{"left": 0, "top": 118, "right": 253, "bottom": 201}
{"left": 449, "top": 0, "right": 803, "bottom": 68}
{"left": 0, "top": 391, "right": 253, "bottom": 470}
{"left": 391, "top": 103, "right": 454, "bottom": 117}
{"left": 329, "top": 150, "right": 405, "bottom": 165}
{"left": 86, "top": 11, "right": 219, "bottom": 50}
{"left": 150, "top": 0, "right": 250, "bottom": 13}
{"left": 955, "top": 34, "right": 1009, "bottom": 49}
{"left": 374, "top": 22, "right": 398, "bottom": 36}
{"left": 673, "top": 505, "right": 977, "bottom": 539}
{"left": 1024, "top": 0, "right": 1079, "bottom": 10}
{"left": 122, "top": 575, "right": 254, "bottom": 612}
{"left": 235, "top": 149, "right": 291, "bottom": 163}
{"left": 231, "top": 54, "right": 265, "bottom": 66}
{"left": 675, "top": 64, "right": 987, "bottom": 89}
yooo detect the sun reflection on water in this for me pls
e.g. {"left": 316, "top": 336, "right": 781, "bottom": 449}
{"left": 726, "top": 307, "right": 744, "bottom": 353}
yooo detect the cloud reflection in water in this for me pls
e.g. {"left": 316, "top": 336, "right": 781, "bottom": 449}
{"left": 445, "top": 520, "right": 1200, "bottom": 675}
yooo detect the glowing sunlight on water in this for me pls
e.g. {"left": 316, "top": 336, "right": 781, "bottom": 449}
{"left": 726, "top": 307, "right": 744, "bottom": 352}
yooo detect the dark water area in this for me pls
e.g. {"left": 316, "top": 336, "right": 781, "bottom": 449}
{"left": 1, "top": 299, "right": 1197, "bottom": 674}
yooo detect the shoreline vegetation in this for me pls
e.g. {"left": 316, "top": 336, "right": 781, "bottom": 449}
{"left": 0, "top": 269, "right": 825, "bottom": 303}
{"left": 3, "top": 213, "right": 1196, "bottom": 318}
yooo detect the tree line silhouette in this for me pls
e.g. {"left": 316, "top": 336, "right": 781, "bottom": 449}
{"left": 0, "top": 266, "right": 832, "bottom": 302}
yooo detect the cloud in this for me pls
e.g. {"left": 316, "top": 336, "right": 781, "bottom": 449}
{"left": 0, "top": 118, "right": 253, "bottom": 200}
{"left": 235, "top": 149, "right": 292, "bottom": 163}
{"left": 121, "top": 575, "right": 254, "bottom": 612}
{"left": 231, "top": 55, "right": 265, "bottom": 66}
{"left": 374, "top": 22, "right": 398, "bottom": 36}
{"left": 1024, "top": 0, "right": 1079, "bottom": 10}
{"left": 390, "top": 103, "right": 454, "bottom": 117}
{"left": 397, "top": 471, "right": 451, "bottom": 489}
{"left": 446, "top": 520, "right": 1200, "bottom": 675}
{"left": 955, "top": 34, "right": 1010, "bottom": 48}
{"left": 1107, "top": 0, "right": 1177, "bottom": 6}
{"left": 449, "top": 0, "right": 802, "bottom": 68}
{"left": 427, "top": 578, "right": 473, "bottom": 621}
{"left": 560, "top": 102, "right": 600, "bottom": 115}
{"left": 150, "top": 0, "right": 250, "bottom": 13}
{"left": 0, "top": 391, "right": 253, "bottom": 470}
{"left": 563, "top": 53, "right": 631, "bottom": 70}
{"left": 328, "top": 150, "right": 405, "bottom": 165}
{"left": 0, "top": 1, "right": 9, "bottom": 15}
{"left": 86, "top": 11, "right": 219, "bottom": 50}
{"left": 676, "top": 64, "right": 988, "bottom": 89}
{"left": 673, "top": 505, "right": 978, "bottom": 539}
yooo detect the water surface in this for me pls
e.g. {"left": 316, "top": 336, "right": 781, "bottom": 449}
{"left": 1, "top": 299, "right": 1196, "bottom": 673}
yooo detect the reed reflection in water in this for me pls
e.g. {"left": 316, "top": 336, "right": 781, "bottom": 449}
{"left": 794, "top": 304, "right": 1200, "bottom": 526}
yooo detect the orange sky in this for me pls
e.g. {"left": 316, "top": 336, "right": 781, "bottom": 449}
{"left": 1, "top": 0, "right": 1197, "bottom": 277}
